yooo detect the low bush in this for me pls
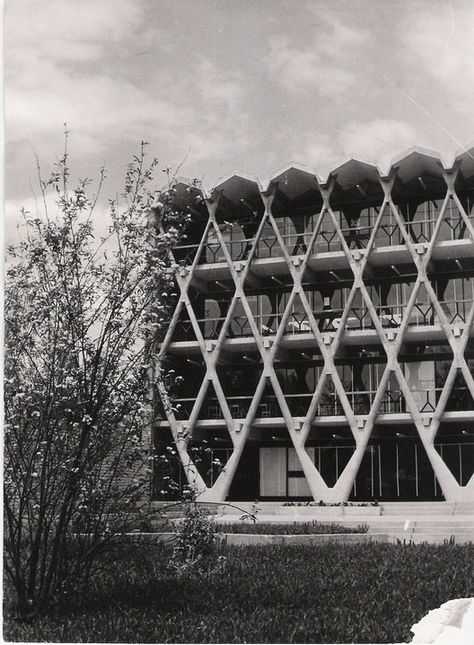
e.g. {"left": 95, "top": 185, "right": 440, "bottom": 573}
{"left": 216, "top": 520, "right": 369, "bottom": 534}
{"left": 4, "top": 542, "right": 473, "bottom": 643}
{"left": 282, "top": 500, "right": 378, "bottom": 507}
{"left": 167, "top": 503, "right": 218, "bottom": 579}
{"left": 172, "top": 503, "right": 216, "bottom": 561}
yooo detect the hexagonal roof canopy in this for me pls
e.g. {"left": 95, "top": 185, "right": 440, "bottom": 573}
{"left": 269, "top": 165, "right": 323, "bottom": 213}
{"left": 212, "top": 173, "right": 262, "bottom": 202}
{"left": 211, "top": 173, "right": 264, "bottom": 222}
{"left": 390, "top": 148, "right": 446, "bottom": 199}
{"left": 328, "top": 159, "right": 384, "bottom": 206}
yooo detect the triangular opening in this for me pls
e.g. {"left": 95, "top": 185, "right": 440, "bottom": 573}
{"left": 431, "top": 269, "right": 474, "bottom": 325}
{"left": 275, "top": 350, "right": 317, "bottom": 418}
{"left": 275, "top": 211, "right": 315, "bottom": 257}
{"left": 204, "top": 279, "right": 236, "bottom": 340}
{"left": 281, "top": 291, "right": 313, "bottom": 335}
{"left": 304, "top": 271, "right": 354, "bottom": 332}
{"left": 219, "top": 215, "right": 260, "bottom": 262}
{"left": 258, "top": 290, "right": 289, "bottom": 336}
{"left": 434, "top": 194, "right": 474, "bottom": 243}
{"left": 442, "top": 367, "right": 474, "bottom": 413}
{"left": 171, "top": 302, "right": 201, "bottom": 343}
{"left": 198, "top": 380, "right": 226, "bottom": 420}
{"left": 202, "top": 222, "right": 228, "bottom": 264}
{"left": 435, "top": 422, "right": 474, "bottom": 486}
{"left": 402, "top": 196, "right": 439, "bottom": 244}
{"left": 188, "top": 424, "right": 234, "bottom": 489}
{"left": 238, "top": 227, "right": 294, "bottom": 333}
{"left": 372, "top": 202, "right": 405, "bottom": 249}
{"left": 254, "top": 218, "right": 286, "bottom": 260}
{"left": 353, "top": 424, "right": 443, "bottom": 501}
{"left": 316, "top": 373, "right": 348, "bottom": 418}
{"left": 227, "top": 295, "right": 252, "bottom": 339}
{"left": 334, "top": 346, "right": 387, "bottom": 416}
{"left": 311, "top": 209, "right": 344, "bottom": 254}
{"left": 213, "top": 187, "right": 265, "bottom": 264}
{"left": 305, "top": 424, "right": 356, "bottom": 489}
{"left": 363, "top": 263, "right": 417, "bottom": 334}
{"left": 256, "top": 376, "right": 285, "bottom": 419}
{"left": 405, "top": 280, "right": 433, "bottom": 327}
{"left": 160, "top": 353, "right": 205, "bottom": 421}
{"left": 379, "top": 371, "right": 407, "bottom": 414}
{"left": 399, "top": 341, "right": 454, "bottom": 415}
{"left": 240, "top": 250, "right": 283, "bottom": 294}
{"left": 342, "top": 285, "right": 365, "bottom": 332}
{"left": 216, "top": 354, "right": 263, "bottom": 419}
{"left": 339, "top": 204, "right": 375, "bottom": 250}
{"left": 196, "top": 296, "right": 223, "bottom": 340}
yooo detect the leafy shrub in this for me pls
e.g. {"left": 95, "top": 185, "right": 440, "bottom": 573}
{"left": 3, "top": 137, "right": 192, "bottom": 618}
{"left": 172, "top": 503, "right": 216, "bottom": 563}
{"left": 283, "top": 500, "right": 374, "bottom": 507}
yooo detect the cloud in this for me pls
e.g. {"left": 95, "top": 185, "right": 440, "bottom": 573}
{"left": 4, "top": 0, "right": 252, "bottom": 191}
{"left": 401, "top": 4, "right": 474, "bottom": 115}
{"left": 6, "top": 72, "right": 186, "bottom": 153}
{"left": 338, "top": 119, "right": 418, "bottom": 170}
{"left": 181, "top": 59, "right": 251, "bottom": 162}
{"left": 264, "top": 13, "right": 366, "bottom": 94}
{"left": 289, "top": 136, "right": 339, "bottom": 177}
{"left": 5, "top": 0, "right": 172, "bottom": 155}
{"left": 264, "top": 38, "right": 351, "bottom": 94}
{"left": 290, "top": 119, "right": 418, "bottom": 177}
{"left": 197, "top": 60, "right": 245, "bottom": 115}
{"left": 5, "top": 0, "right": 266, "bottom": 217}
{"left": 5, "top": 0, "right": 144, "bottom": 65}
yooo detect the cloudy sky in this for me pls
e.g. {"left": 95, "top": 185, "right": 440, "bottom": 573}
{"left": 5, "top": 0, "right": 474, "bottom": 233}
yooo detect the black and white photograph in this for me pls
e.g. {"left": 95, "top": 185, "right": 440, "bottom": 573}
{"left": 4, "top": 0, "right": 474, "bottom": 643}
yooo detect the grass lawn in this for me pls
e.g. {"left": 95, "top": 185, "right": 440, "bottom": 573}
{"left": 4, "top": 542, "right": 473, "bottom": 643}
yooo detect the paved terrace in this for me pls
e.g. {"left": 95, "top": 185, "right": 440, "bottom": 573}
{"left": 207, "top": 501, "right": 474, "bottom": 544}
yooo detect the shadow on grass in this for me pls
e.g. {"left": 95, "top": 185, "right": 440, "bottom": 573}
{"left": 4, "top": 543, "right": 474, "bottom": 643}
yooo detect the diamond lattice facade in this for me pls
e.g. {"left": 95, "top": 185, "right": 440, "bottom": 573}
{"left": 154, "top": 147, "right": 474, "bottom": 503}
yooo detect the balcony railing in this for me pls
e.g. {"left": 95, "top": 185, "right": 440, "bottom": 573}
{"left": 172, "top": 215, "right": 474, "bottom": 266}
{"left": 171, "top": 387, "right": 474, "bottom": 420}
{"left": 172, "top": 300, "right": 473, "bottom": 341}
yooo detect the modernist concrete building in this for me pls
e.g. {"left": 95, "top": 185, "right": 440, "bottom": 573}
{"left": 154, "top": 147, "right": 474, "bottom": 504}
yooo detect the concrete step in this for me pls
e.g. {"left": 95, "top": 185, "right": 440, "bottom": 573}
{"left": 381, "top": 507, "right": 455, "bottom": 516}
{"left": 216, "top": 512, "right": 473, "bottom": 522}
{"left": 153, "top": 501, "right": 474, "bottom": 522}
{"left": 214, "top": 501, "right": 474, "bottom": 515}
{"left": 381, "top": 502, "right": 474, "bottom": 515}
{"left": 454, "top": 503, "right": 474, "bottom": 515}
{"left": 401, "top": 528, "right": 474, "bottom": 535}
{"left": 408, "top": 520, "right": 474, "bottom": 528}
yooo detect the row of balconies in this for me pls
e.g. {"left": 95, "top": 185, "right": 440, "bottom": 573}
{"left": 171, "top": 387, "right": 474, "bottom": 421}
{"left": 174, "top": 213, "right": 474, "bottom": 265}
{"left": 172, "top": 299, "right": 473, "bottom": 342}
